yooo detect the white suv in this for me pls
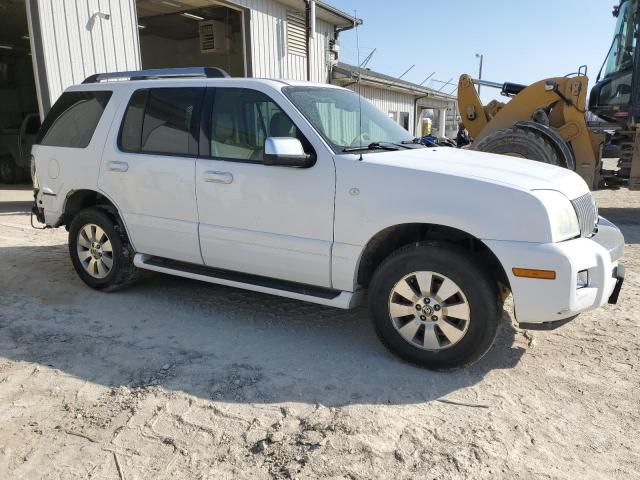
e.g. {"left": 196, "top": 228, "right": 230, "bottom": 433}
{"left": 31, "top": 68, "right": 625, "bottom": 370}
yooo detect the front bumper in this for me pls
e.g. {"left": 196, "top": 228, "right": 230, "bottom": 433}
{"left": 485, "top": 216, "right": 624, "bottom": 325}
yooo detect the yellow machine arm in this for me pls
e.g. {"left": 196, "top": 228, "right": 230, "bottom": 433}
{"left": 457, "top": 74, "right": 604, "bottom": 189}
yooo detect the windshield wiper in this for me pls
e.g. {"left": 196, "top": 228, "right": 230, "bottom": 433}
{"left": 342, "top": 142, "right": 402, "bottom": 152}
{"left": 398, "top": 138, "right": 426, "bottom": 148}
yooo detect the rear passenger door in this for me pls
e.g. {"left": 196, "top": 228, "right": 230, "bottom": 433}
{"left": 99, "top": 86, "right": 205, "bottom": 264}
{"left": 195, "top": 86, "right": 336, "bottom": 287}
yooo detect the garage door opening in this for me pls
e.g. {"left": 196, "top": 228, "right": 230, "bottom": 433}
{"left": 0, "top": 0, "right": 40, "bottom": 184}
{"left": 137, "top": 2, "right": 247, "bottom": 77}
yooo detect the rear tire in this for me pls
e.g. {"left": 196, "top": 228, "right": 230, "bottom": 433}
{"left": 68, "top": 207, "right": 138, "bottom": 291}
{"left": 474, "top": 127, "right": 563, "bottom": 166}
{"left": 368, "top": 243, "right": 501, "bottom": 370}
{"left": 0, "top": 156, "right": 19, "bottom": 184}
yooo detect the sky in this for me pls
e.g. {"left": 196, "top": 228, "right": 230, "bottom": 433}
{"left": 327, "top": 0, "right": 619, "bottom": 103}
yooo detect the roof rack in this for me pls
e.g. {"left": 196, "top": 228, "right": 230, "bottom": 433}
{"left": 82, "top": 67, "right": 230, "bottom": 84}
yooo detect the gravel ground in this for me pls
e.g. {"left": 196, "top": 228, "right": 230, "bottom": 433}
{"left": 0, "top": 182, "right": 638, "bottom": 480}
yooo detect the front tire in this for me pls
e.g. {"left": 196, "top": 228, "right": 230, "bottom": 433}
{"left": 474, "top": 127, "right": 563, "bottom": 166}
{"left": 368, "top": 243, "right": 501, "bottom": 370}
{"left": 68, "top": 207, "right": 138, "bottom": 291}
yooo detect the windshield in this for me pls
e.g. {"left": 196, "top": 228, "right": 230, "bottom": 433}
{"left": 604, "top": 0, "right": 637, "bottom": 78}
{"left": 283, "top": 86, "right": 414, "bottom": 152}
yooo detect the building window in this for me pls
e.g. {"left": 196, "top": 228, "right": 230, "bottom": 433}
{"left": 388, "top": 111, "right": 398, "bottom": 123}
{"left": 399, "top": 112, "right": 410, "bottom": 131}
{"left": 286, "top": 10, "right": 307, "bottom": 57}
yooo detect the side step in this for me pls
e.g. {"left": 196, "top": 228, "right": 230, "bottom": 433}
{"left": 133, "top": 254, "right": 361, "bottom": 309}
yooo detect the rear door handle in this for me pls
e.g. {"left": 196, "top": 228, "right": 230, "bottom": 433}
{"left": 203, "top": 171, "right": 233, "bottom": 184}
{"left": 107, "top": 161, "right": 129, "bottom": 172}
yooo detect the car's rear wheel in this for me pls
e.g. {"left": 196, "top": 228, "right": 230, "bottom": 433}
{"left": 68, "top": 207, "right": 138, "bottom": 291}
{"left": 368, "top": 243, "right": 501, "bottom": 370}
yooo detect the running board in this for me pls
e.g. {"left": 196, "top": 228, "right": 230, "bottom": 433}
{"left": 133, "top": 254, "right": 361, "bottom": 309}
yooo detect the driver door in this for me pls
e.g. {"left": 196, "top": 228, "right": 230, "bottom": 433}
{"left": 195, "top": 86, "right": 336, "bottom": 288}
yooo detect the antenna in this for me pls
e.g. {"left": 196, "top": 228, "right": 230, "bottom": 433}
{"left": 359, "top": 48, "right": 376, "bottom": 68}
{"left": 420, "top": 72, "right": 435, "bottom": 86}
{"left": 398, "top": 64, "right": 415, "bottom": 80}
{"left": 355, "top": 10, "right": 364, "bottom": 161}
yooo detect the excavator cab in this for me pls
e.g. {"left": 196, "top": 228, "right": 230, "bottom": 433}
{"left": 589, "top": 0, "right": 640, "bottom": 125}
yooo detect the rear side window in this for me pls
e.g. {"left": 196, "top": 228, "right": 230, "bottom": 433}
{"left": 36, "top": 91, "right": 112, "bottom": 148}
{"left": 119, "top": 87, "right": 204, "bottom": 156}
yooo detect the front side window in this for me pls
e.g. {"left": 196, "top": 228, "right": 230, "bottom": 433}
{"left": 37, "top": 91, "right": 112, "bottom": 148}
{"left": 284, "top": 86, "right": 414, "bottom": 152}
{"left": 209, "top": 88, "right": 304, "bottom": 162}
{"left": 119, "top": 87, "right": 204, "bottom": 156}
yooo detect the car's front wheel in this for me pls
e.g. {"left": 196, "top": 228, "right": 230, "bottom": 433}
{"left": 68, "top": 207, "right": 138, "bottom": 291}
{"left": 368, "top": 243, "right": 502, "bottom": 370}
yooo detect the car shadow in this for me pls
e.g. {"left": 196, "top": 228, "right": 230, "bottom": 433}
{"left": 599, "top": 207, "right": 640, "bottom": 244}
{"left": 0, "top": 243, "right": 525, "bottom": 407}
{"left": 0, "top": 200, "right": 32, "bottom": 215}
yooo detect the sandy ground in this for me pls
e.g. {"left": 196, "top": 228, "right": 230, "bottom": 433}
{"left": 0, "top": 182, "right": 638, "bottom": 480}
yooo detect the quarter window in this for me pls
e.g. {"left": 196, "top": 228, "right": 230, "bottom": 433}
{"left": 37, "top": 91, "right": 112, "bottom": 148}
{"left": 209, "top": 88, "right": 304, "bottom": 162}
{"left": 119, "top": 87, "right": 204, "bottom": 156}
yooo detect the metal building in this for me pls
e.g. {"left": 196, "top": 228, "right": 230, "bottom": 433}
{"left": 332, "top": 63, "right": 458, "bottom": 138}
{"left": 0, "top": 0, "right": 453, "bottom": 140}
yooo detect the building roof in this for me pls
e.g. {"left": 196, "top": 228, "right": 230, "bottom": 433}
{"left": 276, "top": 0, "right": 361, "bottom": 28}
{"left": 332, "top": 62, "right": 456, "bottom": 101}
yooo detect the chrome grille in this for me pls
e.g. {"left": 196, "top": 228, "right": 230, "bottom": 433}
{"left": 571, "top": 193, "right": 598, "bottom": 238}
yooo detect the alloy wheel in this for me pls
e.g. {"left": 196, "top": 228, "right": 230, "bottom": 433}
{"left": 388, "top": 271, "right": 470, "bottom": 350}
{"left": 76, "top": 224, "right": 114, "bottom": 279}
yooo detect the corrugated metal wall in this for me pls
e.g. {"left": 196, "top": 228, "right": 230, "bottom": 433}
{"left": 28, "top": 0, "right": 333, "bottom": 113}
{"left": 28, "top": 0, "right": 140, "bottom": 113}
{"left": 344, "top": 84, "right": 417, "bottom": 135}
{"left": 230, "top": 0, "right": 332, "bottom": 83}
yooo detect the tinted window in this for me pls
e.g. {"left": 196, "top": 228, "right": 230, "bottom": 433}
{"left": 119, "top": 88, "right": 204, "bottom": 156}
{"left": 37, "top": 91, "right": 112, "bottom": 148}
{"left": 210, "top": 88, "right": 304, "bottom": 162}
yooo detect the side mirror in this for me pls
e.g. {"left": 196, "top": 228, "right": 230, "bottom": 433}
{"left": 264, "top": 137, "right": 315, "bottom": 168}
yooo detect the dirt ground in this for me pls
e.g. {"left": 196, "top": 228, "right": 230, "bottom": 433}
{"left": 0, "top": 181, "right": 638, "bottom": 480}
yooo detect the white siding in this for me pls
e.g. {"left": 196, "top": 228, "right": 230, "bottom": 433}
{"left": 229, "top": 0, "right": 332, "bottom": 82}
{"left": 344, "top": 84, "right": 417, "bottom": 135}
{"left": 29, "top": 0, "right": 140, "bottom": 112}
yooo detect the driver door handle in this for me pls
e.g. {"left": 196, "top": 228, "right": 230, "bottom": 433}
{"left": 203, "top": 171, "right": 233, "bottom": 184}
{"left": 107, "top": 161, "right": 129, "bottom": 172}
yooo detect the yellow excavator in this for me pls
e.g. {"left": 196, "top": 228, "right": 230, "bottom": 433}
{"left": 457, "top": 0, "right": 640, "bottom": 190}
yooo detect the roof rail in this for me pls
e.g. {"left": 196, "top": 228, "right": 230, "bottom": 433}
{"left": 82, "top": 67, "right": 230, "bottom": 84}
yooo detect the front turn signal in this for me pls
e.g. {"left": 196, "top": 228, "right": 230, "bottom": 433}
{"left": 512, "top": 268, "right": 556, "bottom": 280}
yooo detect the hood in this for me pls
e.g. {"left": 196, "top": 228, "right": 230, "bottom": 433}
{"left": 363, "top": 147, "right": 590, "bottom": 200}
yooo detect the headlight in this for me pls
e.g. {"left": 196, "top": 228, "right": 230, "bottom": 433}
{"left": 533, "top": 190, "right": 580, "bottom": 242}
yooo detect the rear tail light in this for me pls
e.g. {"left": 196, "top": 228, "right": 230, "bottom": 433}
{"left": 30, "top": 155, "right": 38, "bottom": 189}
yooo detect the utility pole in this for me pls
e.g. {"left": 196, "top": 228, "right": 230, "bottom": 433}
{"left": 475, "top": 53, "right": 484, "bottom": 95}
